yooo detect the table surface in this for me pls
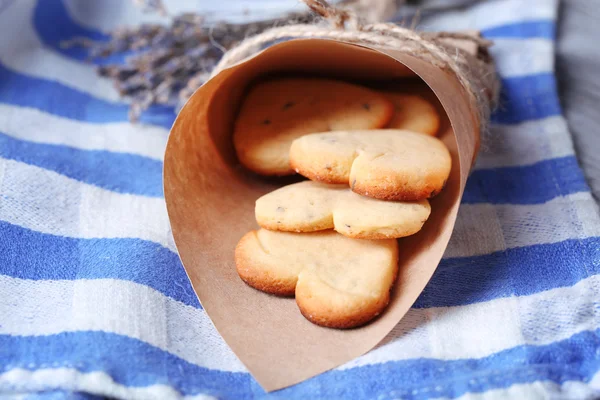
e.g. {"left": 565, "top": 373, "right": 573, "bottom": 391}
{"left": 1, "top": 1, "right": 599, "bottom": 399}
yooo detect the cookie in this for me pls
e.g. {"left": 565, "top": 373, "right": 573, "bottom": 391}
{"left": 233, "top": 77, "right": 394, "bottom": 176}
{"left": 289, "top": 129, "right": 451, "bottom": 201}
{"left": 255, "top": 181, "right": 431, "bottom": 239}
{"left": 383, "top": 93, "right": 440, "bottom": 136}
{"left": 235, "top": 229, "right": 399, "bottom": 328}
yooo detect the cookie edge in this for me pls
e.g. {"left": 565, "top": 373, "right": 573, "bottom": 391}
{"left": 234, "top": 230, "right": 297, "bottom": 296}
{"left": 295, "top": 241, "right": 400, "bottom": 329}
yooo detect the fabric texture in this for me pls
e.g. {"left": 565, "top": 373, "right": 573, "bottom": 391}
{"left": 556, "top": 0, "right": 600, "bottom": 203}
{"left": 1, "top": 0, "right": 600, "bottom": 399}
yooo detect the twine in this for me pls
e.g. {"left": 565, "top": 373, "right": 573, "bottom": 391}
{"left": 210, "top": 0, "right": 498, "bottom": 133}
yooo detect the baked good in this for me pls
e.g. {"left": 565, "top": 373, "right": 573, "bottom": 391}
{"left": 235, "top": 229, "right": 399, "bottom": 328}
{"left": 233, "top": 77, "right": 394, "bottom": 176}
{"left": 255, "top": 180, "right": 431, "bottom": 239}
{"left": 384, "top": 92, "right": 439, "bottom": 135}
{"left": 290, "top": 129, "right": 452, "bottom": 201}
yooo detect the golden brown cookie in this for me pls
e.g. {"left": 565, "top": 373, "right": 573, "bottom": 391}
{"left": 384, "top": 93, "right": 440, "bottom": 136}
{"left": 235, "top": 229, "right": 399, "bottom": 328}
{"left": 255, "top": 181, "right": 431, "bottom": 239}
{"left": 289, "top": 130, "right": 451, "bottom": 201}
{"left": 233, "top": 77, "right": 394, "bottom": 176}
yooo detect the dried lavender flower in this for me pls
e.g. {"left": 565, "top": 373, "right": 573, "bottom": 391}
{"left": 64, "top": 9, "right": 317, "bottom": 121}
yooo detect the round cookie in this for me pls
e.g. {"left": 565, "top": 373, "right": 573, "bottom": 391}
{"left": 235, "top": 229, "right": 399, "bottom": 328}
{"left": 255, "top": 180, "right": 431, "bottom": 239}
{"left": 383, "top": 93, "right": 440, "bottom": 136}
{"left": 289, "top": 129, "right": 451, "bottom": 201}
{"left": 233, "top": 77, "right": 394, "bottom": 176}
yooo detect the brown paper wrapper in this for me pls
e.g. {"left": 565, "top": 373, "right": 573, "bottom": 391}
{"left": 164, "top": 38, "right": 485, "bottom": 391}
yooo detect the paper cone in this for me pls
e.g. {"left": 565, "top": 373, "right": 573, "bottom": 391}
{"left": 164, "top": 38, "right": 485, "bottom": 391}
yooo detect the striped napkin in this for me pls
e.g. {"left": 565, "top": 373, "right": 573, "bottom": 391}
{"left": 1, "top": 0, "right": 599, "bottom": 399}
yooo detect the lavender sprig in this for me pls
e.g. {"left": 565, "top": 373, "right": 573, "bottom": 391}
{"left": 64, "top": 11, "right": 315, "bottom": 121}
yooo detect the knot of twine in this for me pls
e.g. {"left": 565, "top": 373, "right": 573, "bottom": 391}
{"left": 211, "top": 0, "right": 498, "bottom": 133}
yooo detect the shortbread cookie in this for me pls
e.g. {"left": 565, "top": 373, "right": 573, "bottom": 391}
{"left": 235, "top": 229, "right": 399, "bottom": 328}
{"left": 384, "top": 93, "right": 440, "bottom": 136}
{"left": 289, "top": 129, "right": 451, "bottom": 201}
{"left": 256, "top": 181, "right": 431, "bottom": 239}
{"left": 233, "top": 77, "right": 394, "bottom": 176}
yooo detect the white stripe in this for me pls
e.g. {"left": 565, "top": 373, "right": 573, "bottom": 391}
{"left": 64, "top": 0, "right": 170, "bottom": 30}
{"left": 447, "top": 191, "right": 600, "bottom": 258}
{"left": 2, "top": 273, "right": 599, "bottom": 374}
{"left": 431, "top": 374, "right": 600, "bottom": 400}
{"left": 1, "top": 158, "right": 598, "bottom": 260}
{"left": 590, "top": 371, "right": 600, "bottom": 390}
{"left": 342, "top": 274, "right": 600, "bottom": 369}
{"left": 476, "top": 116, "right": 574, "bottom": 170}
{"left": 419, "top": 0, "right": 556, "bottom": 33}
{"left": 0, "top": 0, "right": 120, "bottom": 102}
{"left": 0, "top": 368, "right": 217, "bottom": 400}
{"left": 0, "top": 105, "right": 168, "bottom": 160}
{"left": 0, "top": 276, "right": 246, "bottom": 373}
{"left": 491, "top": 38, "right": 554, "bottom": 78}
{"left": 64, "top": 0, "right": 306, "bottom": 30}
{"left": 0, "top": 393, "right": 28, "bottom": 400}
{"left": 0, "top": 159, "right": 176, "bottom": 253}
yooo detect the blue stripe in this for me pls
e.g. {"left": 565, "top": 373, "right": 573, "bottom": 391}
{"left": 2, "top": 329, "right": 599, "bottom": 399}
{"left": 416, "top": 237, "right": 600, "bottom": 308}
{"left": 0, "top": 64, "right": 176, "bottom": 128}
{"left": 2, "top": 220, "right": 598, "bottom": 310}
{"left": 463, "top": 156, "right": 589, "bottom": 205}
{"left": 0, "top": 332, "right": 252, "bottom": 400}
{"left": 32, "top": 0, "right": 122, "bottom": 65}
{"left": 0, "top": 221, "right": 200, "bottom": 308}
{"left": 34, "top": 0, "right": 108, "bottom": 42}
{"left": 482, "top": 20, "right": 555, "bottom": 39}
{"left": 0, "top": 132, "right": 163, "bottom": 197}
{"left": 493, "top": 74, "right": 562, "bottom": 124}
{"left": 0, "top": 61, "right": 560, "bottom": 129}
{"left": 33, "top": 0, "right": 143, "bottom": 65}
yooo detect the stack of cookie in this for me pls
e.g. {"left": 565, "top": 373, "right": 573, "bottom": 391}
{"left": 233, "top": 77, "right": 451, "bottom": 329}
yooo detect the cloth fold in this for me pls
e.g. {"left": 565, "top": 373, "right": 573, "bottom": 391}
{"left": 0, "top": 0, "right": 599, "bottom": 399}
